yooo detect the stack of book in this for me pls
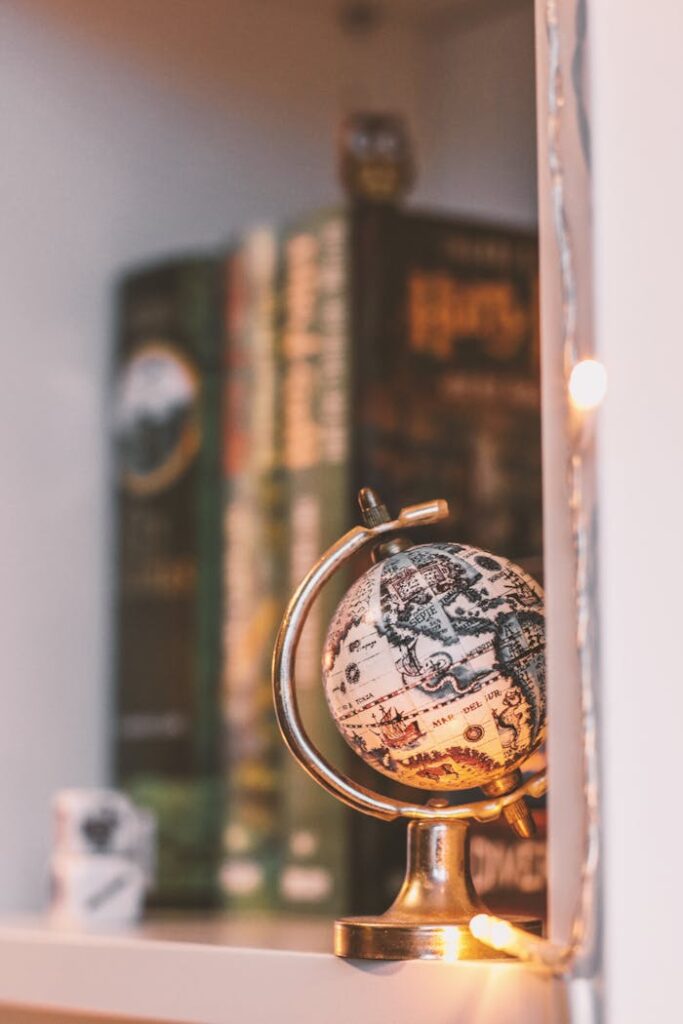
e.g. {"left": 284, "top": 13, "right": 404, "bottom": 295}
{"left": 112, "top": 202, "right": 543, "bottom": 918}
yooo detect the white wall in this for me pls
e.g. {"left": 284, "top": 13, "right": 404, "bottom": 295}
{"left": 0, "top": 0, "right": 536, "bottom": 911}
{"left": 536, "top": 0, "right": 683, "bottom": 1017}
{"left": 418, "top": 0, "right": 538, "bottom": 225}
{"left": 589, "top": 2, "right": 683, "bottom": 1020}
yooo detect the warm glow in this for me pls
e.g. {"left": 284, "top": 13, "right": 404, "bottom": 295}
{"left": 470, "top": 913, "right": 516, "bottom": 952}
{"left": 470, "top": 914, "right": 572, "bottom": 972}
{"left": 469, "top": 912, "right": 542, "bottom": 959}
{"left": 568, "top": 358, "right": 608, "bottom": 411}
{"left": 440, "top": 927, "right": 465, "bottom": 963}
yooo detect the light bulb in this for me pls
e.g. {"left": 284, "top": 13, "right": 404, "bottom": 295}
{"left": 470, "top": 913, "right": 515, "bottom": 951}
{"left": 568, "top": 358, "right": 607, "bottom": 411}
{"left": 469, "top": 913, "right": 572, "bottom": 970}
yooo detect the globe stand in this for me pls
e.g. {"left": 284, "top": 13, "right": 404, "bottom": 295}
{"left": 335, "top": 815, "right": 539, "bottom": 960}
{"left": 272, "top": 492, "right": 547, "bottom": 961}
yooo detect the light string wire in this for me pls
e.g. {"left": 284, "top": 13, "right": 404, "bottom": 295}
{"left": 470, "top": 0, "right": 602, "bottom": 991}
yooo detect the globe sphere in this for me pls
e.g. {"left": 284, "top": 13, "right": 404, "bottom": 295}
{"left": 322, "top": 542, "right": 545, "bottom": 792}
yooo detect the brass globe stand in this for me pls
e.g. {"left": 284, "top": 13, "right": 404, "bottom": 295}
{"left": 272, "top": 496, "right": 547, "bottom": 961}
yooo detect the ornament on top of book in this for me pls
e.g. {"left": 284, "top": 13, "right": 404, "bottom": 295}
{"left": 338, "top": 112, "right": 415, "bottom": 203}
{"left": 273, "top": 488, "right": 548, "bottom": 962}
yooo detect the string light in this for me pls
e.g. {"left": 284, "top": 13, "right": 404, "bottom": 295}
{"left": 470, "top": 914, "right": 516, "bottom": 952}
{"left": 469, "top": 1, "right": 604, "bottom": 991}
{"left": 568, "top": 359, "right": 607, "bottom": 412}
{"left": 469, "top": 914, "right": 571, "bottom": 972}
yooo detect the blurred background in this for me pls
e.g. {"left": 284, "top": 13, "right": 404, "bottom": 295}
{"left": 0, "top": 0, "right": 541, "bottom": 921}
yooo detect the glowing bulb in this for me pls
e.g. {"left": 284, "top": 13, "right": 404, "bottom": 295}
{"left": 468, "top": 913, "right": 489, "bottom": 941}
{"left": 469, "top": 913, "right": 515, "bottom": 951}
{"left": 568, "top": 358, "right": 607, "bottom": 411}
{"left": 490, "top": 919, "right": 515, "bottom": 949}
{"left": 470, "top": 914, "right": 571, "bottom": 971}
{"left": 440, "top": 928, "right": 464, "bottom": 963}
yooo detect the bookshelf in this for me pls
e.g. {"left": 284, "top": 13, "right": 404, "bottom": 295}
{"left": 0, "top": 0, "right": 550, "bottom": 1021}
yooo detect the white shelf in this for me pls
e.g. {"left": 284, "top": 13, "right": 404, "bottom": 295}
{"left": 0, "top": 916, "right": 561, "bottom": 1024}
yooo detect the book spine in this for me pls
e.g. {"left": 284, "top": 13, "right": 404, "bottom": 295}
{"left": 220, "top": 229, "right": 286, "bottom": 910}
{"left": 278, "top": 212, "right": 350, "bottom": 916}
{"left": 113, "top": 258, "right": 223, "bottom": 908}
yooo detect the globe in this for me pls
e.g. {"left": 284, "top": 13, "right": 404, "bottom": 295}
{"left": 322, "top": 542, "right": 545, "bottom": 792}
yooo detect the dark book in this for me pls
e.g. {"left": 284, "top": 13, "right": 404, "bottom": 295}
{"left": 349, "top": 204, "right": 541, "bottom": 562}
{"left": 113, "top": 256, "right": 223, "bottom": 907}
{"left": 471, "top": 807, "right": 547, "bottom": 921}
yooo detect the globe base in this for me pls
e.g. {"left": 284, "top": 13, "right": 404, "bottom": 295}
{"left": 334, "top": 817, "right": 541, "bottom": 961}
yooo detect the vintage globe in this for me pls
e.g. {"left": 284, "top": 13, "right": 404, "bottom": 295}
{"left": 322, "top": 542, "right": 545, "bottom": 792}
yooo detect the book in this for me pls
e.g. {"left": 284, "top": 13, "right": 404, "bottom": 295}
{"left": 219, "top": 228, "right": 287, "bottom": 910}
{"left": 350, "top": 205, "right": 543, "bottom": 914}
{"left": 471, "top": 808, "right": 547, "bottom": 920}
{"left": 276, "top": 211, "right": 352, "bottom": 916}
{"left": 113, "top": 256, "right": 223, "bottom": 907}
{"left": 350, "top": 204, "right": 541, "bottom": 562}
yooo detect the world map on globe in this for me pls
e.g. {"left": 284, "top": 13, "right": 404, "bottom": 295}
{"left": 322, "top": 542, "right": 545, "bottom": 792}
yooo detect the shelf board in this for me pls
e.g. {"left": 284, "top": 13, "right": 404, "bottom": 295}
{"left": 0, "top": 915, "right": 560, "bottom": 1024}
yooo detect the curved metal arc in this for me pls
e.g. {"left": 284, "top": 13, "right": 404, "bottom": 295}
{"left": 272, "top": 508, "right": 547, "bottom": 822}
{"left": 273, "top": 522, "right": 401, "bottom": 821}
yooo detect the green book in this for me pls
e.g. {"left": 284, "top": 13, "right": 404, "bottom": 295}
{"left": 277, "top": 211, "right": 352, "bottom": 916}
{"left": 220, "top": 228, "right": 287, "bottom": 910}
{"left": 113, "top": 255, "right": 223, "bottom": 907}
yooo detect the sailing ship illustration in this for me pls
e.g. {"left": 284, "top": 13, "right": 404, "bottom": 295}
{"left": 373, "top": 706, "right": 424, "bottom": 749}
